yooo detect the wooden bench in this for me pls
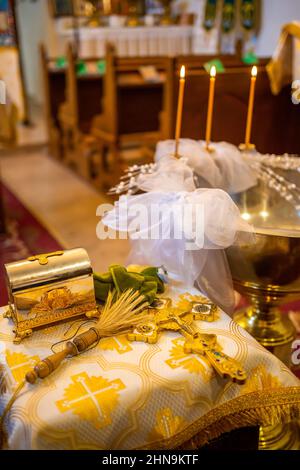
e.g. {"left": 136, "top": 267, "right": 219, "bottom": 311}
{"left": 58, "top": 44, "right": 104, "bottom": 179}
{"left": 91, "top": 44, "right": 172, "bottom": 188}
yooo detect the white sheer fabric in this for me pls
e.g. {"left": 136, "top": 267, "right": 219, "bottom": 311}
{"left": 153, "top": 139, "right": 257, "bottom": 194}
{"left": 103, "top": 189, "right": 253, "bottom": 314}
{"left": 138, "top": 155, "right": 196, "bottom": 193}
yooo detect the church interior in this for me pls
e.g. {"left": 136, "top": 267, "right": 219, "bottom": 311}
{"left": 0, "top": 0, "right": 300, "bottom": 453}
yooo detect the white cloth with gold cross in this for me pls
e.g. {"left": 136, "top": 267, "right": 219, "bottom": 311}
{"left": 0, "top": 279, "right": 299, "bottom": 450}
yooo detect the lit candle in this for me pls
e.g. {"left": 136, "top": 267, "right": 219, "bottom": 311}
{"left": 244, "top": 65, "right": 257, "bottom": 149}
{"left": 205, "top": 65, "right": 216, "bottom": 151}
{"left": 174, "top": 65, "right": 186, "bottom": 158}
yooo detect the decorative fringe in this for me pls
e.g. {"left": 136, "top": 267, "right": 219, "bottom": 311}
{"left": 181, "top": 403, "right": 300, "bottom": 450}
{"left": 139, "top": 387, "right": 300, "bottom": 450}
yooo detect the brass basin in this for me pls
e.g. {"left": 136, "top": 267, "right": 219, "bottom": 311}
{"left": 226, "top": 183, "right": 300, "bottom": 363}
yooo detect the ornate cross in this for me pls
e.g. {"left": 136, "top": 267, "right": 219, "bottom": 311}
{"left": 128, "top": 297, "right": 247, "bottom": 385}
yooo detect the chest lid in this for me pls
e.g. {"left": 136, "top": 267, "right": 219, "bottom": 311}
{"left": 5, "top": 248, "right": 93, "bottom": 294}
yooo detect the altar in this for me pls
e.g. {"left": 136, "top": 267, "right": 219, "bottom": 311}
{"left": 58, "top": 24, "right": 194, "bottom": 58}
{"left": 0, "top": 280, "right": 299, "bottom": 450}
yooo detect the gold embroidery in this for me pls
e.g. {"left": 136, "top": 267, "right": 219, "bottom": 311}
{"left": 99, "top": 335, "right": 133, "bottom": 354}
{"left": 165, "top": 338, "right": 212, "bottom": 381}
{"left": 1, "top": 286, "right": 299, "bottom": 450}
{"left": 149, "top": 408, "right": 187, "bottom": 441}
{"left": 56, "top": 372, "right": 125, "bottom": 429}
{"left": 6, "top": 350, "right": 40, "bottom": 384}
{"left": 240, "top": 365, "right": 283, "bottom": 395}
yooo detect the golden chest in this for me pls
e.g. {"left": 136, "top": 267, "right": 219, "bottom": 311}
{"left": 4, "top": 248, "right": 98, "bottom": 343}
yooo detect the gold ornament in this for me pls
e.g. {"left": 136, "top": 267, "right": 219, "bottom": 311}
{"left": 128, "top": 298, "right": 247, "bottom": 385}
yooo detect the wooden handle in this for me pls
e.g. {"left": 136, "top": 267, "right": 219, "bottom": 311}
{"left": 25, "top": 328, "right": 101, "bottom": 384}
{"left": 25, "top": 342, "right": 75, "bottom": 384}
{"left": 73, "top": 327, "right": 101, "bottom": 352}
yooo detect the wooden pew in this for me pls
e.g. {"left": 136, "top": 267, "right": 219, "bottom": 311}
{"left": 40, "top": 44, "right": 66, "bottom": 159}
{"left": 168, "top": 56, "right": 300, "bottom": 155}
{"left": 58, "top": 44, "right": 104, "bottom": 179}
{"left": 91, "top": 44, "right": 172, "bottom": 188}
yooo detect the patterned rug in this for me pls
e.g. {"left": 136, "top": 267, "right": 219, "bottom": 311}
{"left": 0, "top": 183, "right": 63, "bottom": 304}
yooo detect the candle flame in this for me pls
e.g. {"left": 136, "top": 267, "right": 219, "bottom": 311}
{"left": 251, "top": 66, "right": 257, "bottom": 77}
{"left": 241, "top": 212, "right": 251, "bottom": 221}
{"left": 210, "top": 65, "right": 216, "bottom": 77}
{"left": 180, "top": 65, "right": 185, "bottom": 79}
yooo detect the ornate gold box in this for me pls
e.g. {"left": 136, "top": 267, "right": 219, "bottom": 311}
{"left": 4, "top": 248, "right": 98, "bottom": 343}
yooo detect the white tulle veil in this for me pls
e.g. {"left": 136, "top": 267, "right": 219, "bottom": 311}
{"left": 103, "top": 188, "right": 253, "bottom": 314}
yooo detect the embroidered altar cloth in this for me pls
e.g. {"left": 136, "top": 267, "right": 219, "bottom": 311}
{"left": 0, "top": 280, "right": 299, "bottom": 449}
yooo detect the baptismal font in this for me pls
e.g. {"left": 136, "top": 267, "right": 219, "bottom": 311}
{"left": 226, "top": 177, "right": 300, "bottom": 450}
{"left": 226, "top": 179, "right": 300, "bottom": 365}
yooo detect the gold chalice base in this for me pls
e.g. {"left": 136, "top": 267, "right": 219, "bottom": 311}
{"left": 234, "top": 304, "right": 296, "bottom": 347}
{"left": 259, "top": 421, "right": 300, "bottom": 450}
{"left": 233, "top": 304, "right": 295, "bottom": 366}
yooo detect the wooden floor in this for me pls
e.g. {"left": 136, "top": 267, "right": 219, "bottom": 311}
{"left": 0, "top": 149, "right": 130, "bottom": 273}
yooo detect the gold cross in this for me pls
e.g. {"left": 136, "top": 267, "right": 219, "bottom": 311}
{"left": 189, "top": 300, "right": 218, "bottom": 322}
{"left": 128, "top": 297, "right": 247, "bottom": 385}
{"left": 128, "top": 301, "right": 197, "bottom": 343}
{"left": 28, "top": 251, "right": 64, "bottom": 265}
{"left": 184, "top": 333, "right": 247, "bottom": 385}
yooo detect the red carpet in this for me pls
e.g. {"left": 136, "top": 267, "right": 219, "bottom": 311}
{"left": 0, "top": 183, "right": 63, "bottom": 305}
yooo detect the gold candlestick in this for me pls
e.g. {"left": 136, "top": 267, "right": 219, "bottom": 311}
{"left": 174, "top": 65, "right": 186, "bottom": 158}
{"left": 205, "top": 65, "right": 216, "bottom": 151}
{"left": 240, "top": 65, "right": 257, "bottom": 151}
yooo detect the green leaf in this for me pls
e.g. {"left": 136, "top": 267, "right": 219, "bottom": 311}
{"left": 97, "top": 60, "right": 106, "bottom": 74}
{"left": 55, "top": 56, "right": 67, "bottom": 68}
{"left": 242, "top": 51, "right": 259, "bottom": 65}
{"left": 203, "top": 59, "right": 225, "bottom": 74}
{"left": 76, "top": 60, "right": 87, "bottom": 75}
